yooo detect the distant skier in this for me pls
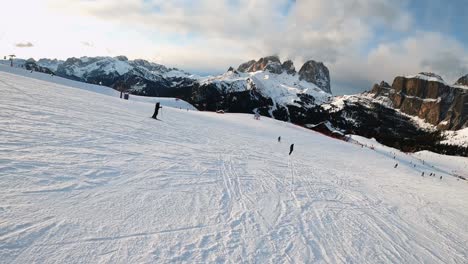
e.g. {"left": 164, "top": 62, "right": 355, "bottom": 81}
{"left": 152, "top": 102, "right": 162, "bottom": 119}
{"left": 289, "top": 144, "right": 294, "bottom": 155}
{"left": 440, "top": 176, "right": 442, "bottom": 180}
{"left": 394, "top": 163, "right": 398, "bottom": 168}
{"left": 278, "top": 136, "right": 281, "bottom": 143}
{"left": 254, "top": 112, "right": 261, "bottom": 120}
{"left": 421, "top": 172, "right": 424, "bottom": 177}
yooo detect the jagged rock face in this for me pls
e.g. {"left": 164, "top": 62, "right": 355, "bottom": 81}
{"left": 253, "top": 56, "right": 281, "bottom": 73}
{"left": 238, "top": 56, "right": 283, "bottom": 74}
{"left": 455, "top": 74, "right": 468, "bottom": 86}
{"left": 264, "top": 60, "right": 283, "bottom": 74}
{"left": 371, "top": 81, "right": 391, "bottom": 97}
{"left": 237, "top": 60, "right": 256, "bottom": 72}
{"left": 298, "top": 61, "right": 331, "bottom": 94}
{"left": 372, "top": 73, "right": 468, "bottom": 130}
{"left": 115, "top": 55, "right": 128, "bottom": 61}
{"left": 282, "top": 60, "right": 296, "bottom": 75}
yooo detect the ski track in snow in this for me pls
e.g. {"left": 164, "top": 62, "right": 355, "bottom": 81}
{"left": 0, "top": 70, "right": 468, "bottom": 263}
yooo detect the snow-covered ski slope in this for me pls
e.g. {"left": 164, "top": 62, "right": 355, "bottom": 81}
{"left": 0, "top": 64, "right": 196, "bottom": 110}
{"left": 1, "top": 70, "right": 467, "bottom": 264}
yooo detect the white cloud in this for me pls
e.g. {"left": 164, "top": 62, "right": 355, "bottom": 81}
{"left": 333, "top": 32, "right": 468, "bottom": 89}
{"left": 15, "top": 42, "right": 34, "bottom": 48}
{"left": 3, "top": 0, "right": 467, "bottom": 94}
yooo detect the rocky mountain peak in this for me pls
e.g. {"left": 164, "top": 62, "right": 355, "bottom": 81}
{"left": 455, "top": 74, "right": 468, "bottom": 86}
{"left": 237, "top": 56, "right": 283, "bottom": 74}
{"left": 298, "top": 60, "right": 331, "bottom": 94}
{"left": 237, "top": 60, "right": 256, "bottom": 72}
{"left": 62, "top": 57, "right": 82, "bottom": 65}
{"left": 236, "top": 56, "right": 331, "bottom": 93}
{"left": 115, "top": 55, "right": 128, "bottom": 61}
{"left": 371, "top": 81, "right": 392, "bottom": 96}
{"left": 37, "top": 58, "right": 60, "bottom": 64}
{"left": 257, "top": 56, "right": 282, "bottom": 74}
{"left": 282, "top": 60, "right": 296, "bottom": 75}
{"left": 380, "top": 81, "right": 391, "bottom": 87}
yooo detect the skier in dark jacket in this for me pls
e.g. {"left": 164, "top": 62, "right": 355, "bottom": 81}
{"left": 278, "top": 136, "right": 281, "bottom": 143}
{"left": 289, "top": 144, "right": 294, "bottom": 155}
{"left": 152, "top": 102, "right": 162, "bottom": 119}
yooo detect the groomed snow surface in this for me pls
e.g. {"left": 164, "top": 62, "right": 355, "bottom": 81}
{"left": 0, "top": 65, "right": 196, "bottom": 110}
{"left": 1, "top": 69, "right": 468, "bottom": 263}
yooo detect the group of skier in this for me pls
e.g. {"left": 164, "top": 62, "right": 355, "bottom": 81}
{"left": 422, "top": 172, "right": 442, "bottom": 180}
{"left": 394, "top": 160, "right": 443, "bottom": 180}
{"left": 149, "top": 103, "right": 296, "bottom": 156}
{"left": 147, "top": 104, "right": 452, "bottom": 182}
{"left": 277, "top": 136, "right": 294, "bottom": 155}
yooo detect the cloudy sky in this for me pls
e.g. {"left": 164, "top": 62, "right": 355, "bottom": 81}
{"left": 1, "top": 0, "right": 467, "bottom": 94}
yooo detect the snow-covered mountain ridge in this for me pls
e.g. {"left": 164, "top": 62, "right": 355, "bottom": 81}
{"left": 5, "top": 56, "right": 332, "bottom": 115}
{"left": 53, "top": 56, "right": 194, "bottom": 82}
{"left": 199, "top": 62, "right": 332, "bottom": 108}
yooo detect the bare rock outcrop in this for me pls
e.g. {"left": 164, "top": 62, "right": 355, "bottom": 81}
{"left": 371, "top": 73, "right": 468, "bottom": 130}
{"left": 298, "top": 60, "right": 331, "bottom": 93}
